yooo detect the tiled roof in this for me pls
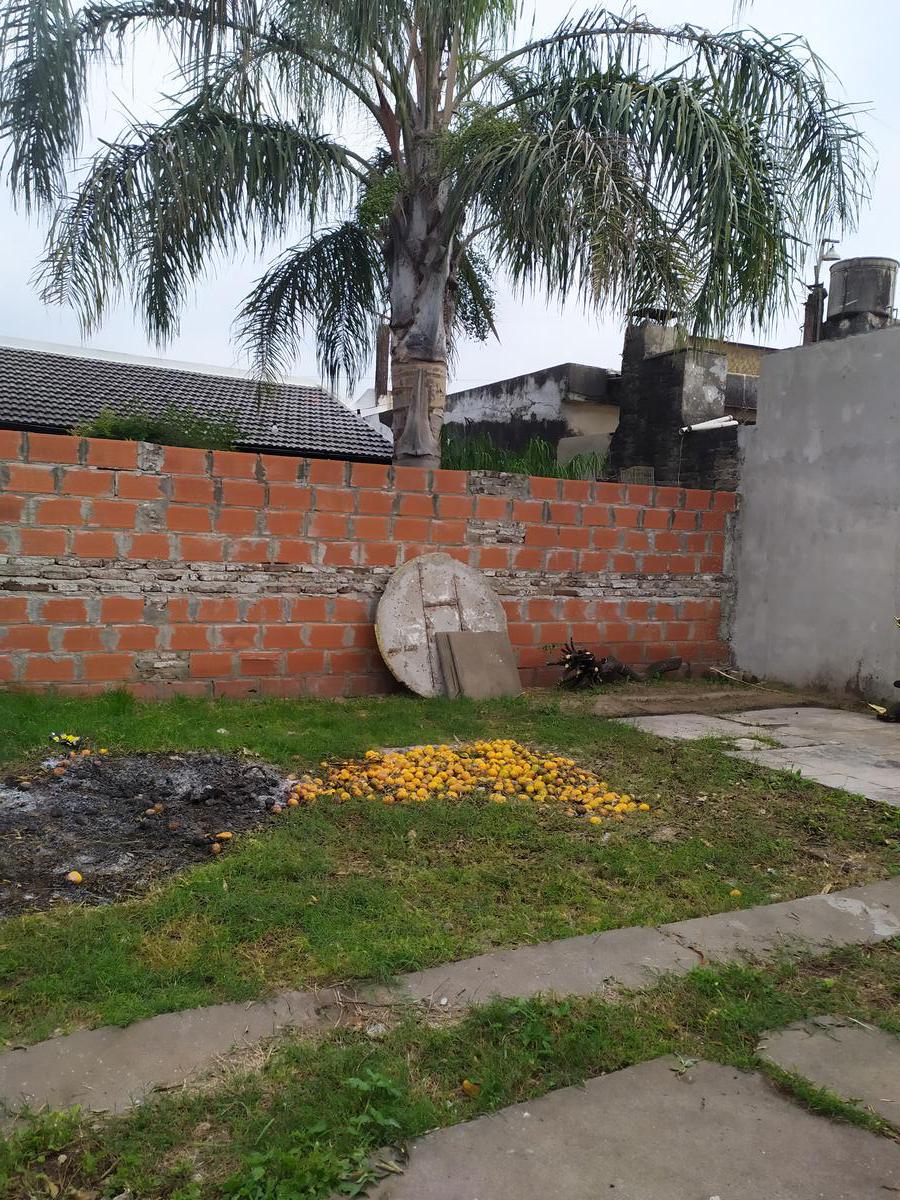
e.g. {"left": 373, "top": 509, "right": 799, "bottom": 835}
{"left": 0, "top": 340, "right": 392, "bottom": 461}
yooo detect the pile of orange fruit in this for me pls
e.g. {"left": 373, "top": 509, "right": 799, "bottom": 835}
{"left": 282, "top": 739, "right": 649, "bottom": 825}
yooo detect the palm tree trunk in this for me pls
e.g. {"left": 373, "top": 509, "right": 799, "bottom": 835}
{"left": 388, "top": 192, "right": 451, "bottom": 468}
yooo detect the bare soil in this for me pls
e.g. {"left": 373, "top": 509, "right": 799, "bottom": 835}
{"left": 1, "top": 752, "right": 289, "bottom": 915}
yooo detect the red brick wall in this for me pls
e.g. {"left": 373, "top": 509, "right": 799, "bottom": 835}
{"left": 0, "top": 432, "right": 735, "bottom": 697}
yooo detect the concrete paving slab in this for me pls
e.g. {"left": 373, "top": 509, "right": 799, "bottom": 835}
{"left": 759, "top": 1015, "right": 900, "bottom": 1125}
{"left": 393, "top": 925, "right": 697, "bottom": 1013}
{"left": 617, "top": 712, "right": 764, "bottom": 740}
{"left": 729, "top": 743, "right": 900, "bottom": 807}
{"left": 363, "top": 1057, "right": 900, "bottom": 1200}
{"left": 661, "top": 876, "right": 900, "bottom": 961}
{"left": 3, "top": 877, "right": 898, "bottom": 1118}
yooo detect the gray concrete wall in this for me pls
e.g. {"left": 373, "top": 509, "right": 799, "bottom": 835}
{"left": 733, "top": 327, "right": 900, "bottom": 699}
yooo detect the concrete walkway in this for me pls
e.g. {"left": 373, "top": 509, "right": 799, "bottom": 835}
{"left": 363, "top": 1056, "right": 900, "bottom": 1200}
{"left": 2, "top": 876, "right": 898, "bottom": 1118}
{"left": 619, "top": 706, "right": 900, "bottom": 806}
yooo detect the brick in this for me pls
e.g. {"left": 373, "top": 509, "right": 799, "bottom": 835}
{"left": 306, "top": 674, "right": 349, "bottom": 698}
{"left": 667, "top": 554, "right": 696, "bottom": 573}
{"left": 560, "top": 479, "right": 592, "bottom": 502}
{"left": 393, "top": 465, "right": 428, "bottom": 491}
{"left": 0, "top": 596, "right": 28, "bottom": 622}
{"left": 308, "top": 513, "right": 350, "bottom": 539}
{"left": 213, "top": 678, "right": 261, "bottom": 699}
{"left": 36, "top": 497, "right": 82, "bottom": 525}
{"left": 308, "top": 458, "right": 348, "bottom": 486}
{"left": 172, "top": 476, "right": 216, "bottom": 503}
{"left": 285, "top": 649, "right": 326, "bottom": 673}
{"left": 632, "top": 623, "right": 664, "bottom": 642}
{"left": 546, "top": 549, "right": 577, "bottom": 572}
{"left": 179, "top": 536, "right": 224, "bottom": 561}
{"left": 60, "top": 626, "right": 104, "bottom": 652}
{"left": 713, "top": 491, "right": 738, "bottom": 512}
{"left": 432, "top": 468, "right": 467, "bottom": 493}
{"left": 212, "top": 449, "right": 258, "bottom": 478}
{"left": 474, "top": 495, "right": 510, "bottom": 520}
{"left": 589, "top": 528, "right": 618, "bottom": 551}
{"left": 673, "top": 510, "right": 697, "bottom": 530}
{"left": 329, "top": 648, "right": 376, "bottom": 672}
{"left": 350, "top": 462, "right": 390, "bottom": 488}
{"left": 189, "top": 652, "right": 233, "bottom": 677}
{"left": 6, "top": 463, "right": 56, "bottom": 493}
{"left": 164, "top": 446, "right": 209, "bottom": 475}
{"left": 129, "top": 533, "right": 171, "bottom": 559}
{"left": 21, "top": 529, "right": 67, "bottom": 556}
{"left": 260, "top": 453, "right": 301, "bottom": 481}
{"left": 655, "top": 486, "right": 682, "bottom": 508}
{"left": 170, "top": 625, "right": 212, "bottom": 651}
{"left": 529, "top": 477, "right": 560, "bottom": 500}
{"left": 221, "top": 479, "right": 264, "bottom": 506}
{"left": 165, "top": 597, "right": 191, "bottom": 621}
{"left": 353, "top": 515, "right": 391, "bottom": 540}
{"left": 357, "top": 489, "right": 393, "bottom": 514}
{"left": 558, "top": 527, "right": 590, "bottom": 549}
{"left": 512, "top": 547, "right": 543, "bottom": 570}
{"left": 549, "top": 502, "right": 580, "bottom": 525}
{"left": 261, "top": 624, "right": 304, "bottom": 649}
{"left": 604, "top": 621, "right": 630, "bottom": 643}
{"left": 0, "top": 495, "right": 24, "bottom": 523}
{"left": 228, "top": 539, "right": 270, "bottom": 563}
{"left": 215, "top": 509, "right": 257, "bottom": 535}
{"left": 397, "top": 492, "right": 433, "bottom": 516}
{"left": 527, "top": 599, "right": 558, "bottom": 620}
{"left": 70, "top": 531, "right": 115, "bottom": 560}
{"left": 237, "top": 652, "right": 281, "bottom": 676}
{"left": 507, "top": 622, "right": 537, "bottom": 645}
{"left": 81, "top": 652, "right": 135, "bottom": 681}
{"left": 478, "top": 546, "right": 511, "bottom": 570}
{"left": 198, "top": 597, "right": 239, "bottom": 622}
{"left": 653, "top": 602, "right": 678, "bottom": 620}
{"left": 60, "top": 468, "right": 111, "bottom": 496}
{"left": 272, "top": 540, "right": 314, "bottom": 564}
{"left": 218, "top": 624, "right": 259, "bottom": 650}
{"left": 700, "top": 509, "right": 727, "bottom": 531}
{"left": 23, "top": 656, "right": 76, "bottom": 682}
{"left": 101, "top": 596, "right": 144, "bottom": 623}
{"left": 246, "top": 597, "right": 285, "bottom": 622}
{"left": 291, "top": 596, "right": 329, "bottom": 621}
{"left": 583, "top": 504, "right": 612, "bottom": 527}
{"left": 622, "top": 530, "right": 650, "bottom": 551}
{"left": 512, "top": 499, "right": 544, "bottom": 523}
{"left": 0, "top": 429, "right": 24, "bottom": 459}
{"left": 168, "top": 505, "right": 211, "bottom": 532}
{"left": 623, "top": 484, "right": 653, "bottom": 505}
{"left": 28, "top": 432, "right": 80, "bottom": 463}
{"left": 625, "top": 599, "right": 652, "bottom": 619}
{"left": 524, "top": 524, "right": 558, "bottom": 547}
{"left": 265, "top": 510, "right": 303, "bottom": 536}
{"left": 359, "top": 542, "right": 397, "bottom": 567}
{"left": 569, "top": 622, "right": 600, "bottom": 643}
{"left": 117, "top": 473, "right": 164, "bottom": 499}
{"left": 642, "top": 508, "right": 671, "bottom": 530}
{"left": 612, "top": 506, "right": 640, "bottom": 528}
{"left": 653, "top": 531, "right": 680, "bottom": 552}
{"left": 393, "top": 516, "right": 430, "bottom": 542}
{"left": 2, "top": 625, "right": 51, "bottom": 651}
{"left": 612, "top": 553, "right": 637, "bottom": 572}
{"left": 114, "top": 625, "right": 157, "bottom": 651}
{"left": 665, "top": 621, "right": 691, "bottom": 641}
{"left": 88, "top": 499, "right": 139, "bottom": 528}
{"left": 332, "top": 597, "right": 372, "bottom": 622}
{"left": 315, "top": 487, "right": 354, "bottom": 513}
{"left": 699, "top": 554, "right": 722, "bottom": 574}
{"left": 681, "top": 531, "right": 709, "bottom": 553}
{"left": 593, "top": 482, "right": 623, "bottom": 503}
{"left": 347, "top": 624, "right": 377, "bottom": 648}
{"left": 641, "top": 554, "right": 668, "bottom": 573}
{"left": 682, "top": 489, "right": 709, "bottom": 510}
{"left": 86, "top": 439, "right": 139, "bottom": 469}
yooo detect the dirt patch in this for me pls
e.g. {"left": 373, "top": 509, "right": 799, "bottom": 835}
{"left": 1, "top": 752, "right": 289, "bottom": 915}
{"left": 581, "top": 682, "right": 843, "bottom": 719}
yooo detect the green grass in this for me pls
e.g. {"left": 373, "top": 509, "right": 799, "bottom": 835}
{"left": 1, "top": 690, "right": 898, "bottom": 1046}
{"left": 3, "top": 941, "right": 899, "bottom": 1200}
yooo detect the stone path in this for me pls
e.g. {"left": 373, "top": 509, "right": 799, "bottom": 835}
{"left": 619, "top": 706, "right": 900, "bottom": 806}
{"left": 2, "top": 876, "right": 898, "bottom": 1118}
{"left": 363, "top": 1056, "right": 900, "bottom": 1200}
{"left": 759, "top": 1014, "right": 900, "bottom": 1125}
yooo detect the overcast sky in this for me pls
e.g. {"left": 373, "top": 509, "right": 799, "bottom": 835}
{"left": 0, "top": 0, "right": 896, "bottom": 394}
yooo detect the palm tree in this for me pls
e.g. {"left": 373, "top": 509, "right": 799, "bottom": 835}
{"left": 1, "top": 2, "right": 865, "bottom": 466}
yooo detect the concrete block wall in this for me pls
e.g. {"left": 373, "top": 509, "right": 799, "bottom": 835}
{"left": 0, "top": 432, "right": 734, "bottom": 697}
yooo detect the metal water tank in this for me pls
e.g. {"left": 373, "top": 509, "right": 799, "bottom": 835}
{"left": 827, "top": 257, "right": 899, "bottom": 320}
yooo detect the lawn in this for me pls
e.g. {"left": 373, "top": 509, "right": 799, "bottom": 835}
{"left": 1, "top": 689, "right": 898, "bottom": 1047}
{"left": 3, "top": 940, "right": 899, "bottom": 1200}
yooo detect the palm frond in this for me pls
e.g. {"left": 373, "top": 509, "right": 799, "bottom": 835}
{"left": 235, "top": 221, "right": 386, "bottom": 390}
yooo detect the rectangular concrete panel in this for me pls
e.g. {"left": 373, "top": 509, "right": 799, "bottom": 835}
{"left": 364, "top": 1057, "right": 900, "bottom": 1199}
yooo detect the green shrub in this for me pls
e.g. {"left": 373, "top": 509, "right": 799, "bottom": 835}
{"left": 440, "top": 428, "right": 606, "bottom": 479}
{"left": 73, "top": 403, "right": 240, "bottom": 450}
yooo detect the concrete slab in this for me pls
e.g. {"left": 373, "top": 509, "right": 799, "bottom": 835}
{"left": 393, "top": 925, "right": 698, "bottom": 1013}
{"left": 619, "top": 706, "right": 900, "bottom": 806}
{"left": 3, "top": 877, "right": 898, "bottom": 1118}
{"left": 363, "top": 1057, "right": 900, "bottom": 1199}
{"left": 589, "top": 684, "right": 827, "bottom": 720}
{"left": 661, "top": 877, "right": 900, "bottom": 961}
{"left": 435, "top": 630, "right": 522, "bottom": 700}
{"left": 759, "top": 1015, "right": 900, "bottom": 1125}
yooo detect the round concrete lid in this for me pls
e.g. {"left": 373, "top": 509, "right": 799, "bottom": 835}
{"left": 375, "top": 552, "right": 508, "bottom": 697}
